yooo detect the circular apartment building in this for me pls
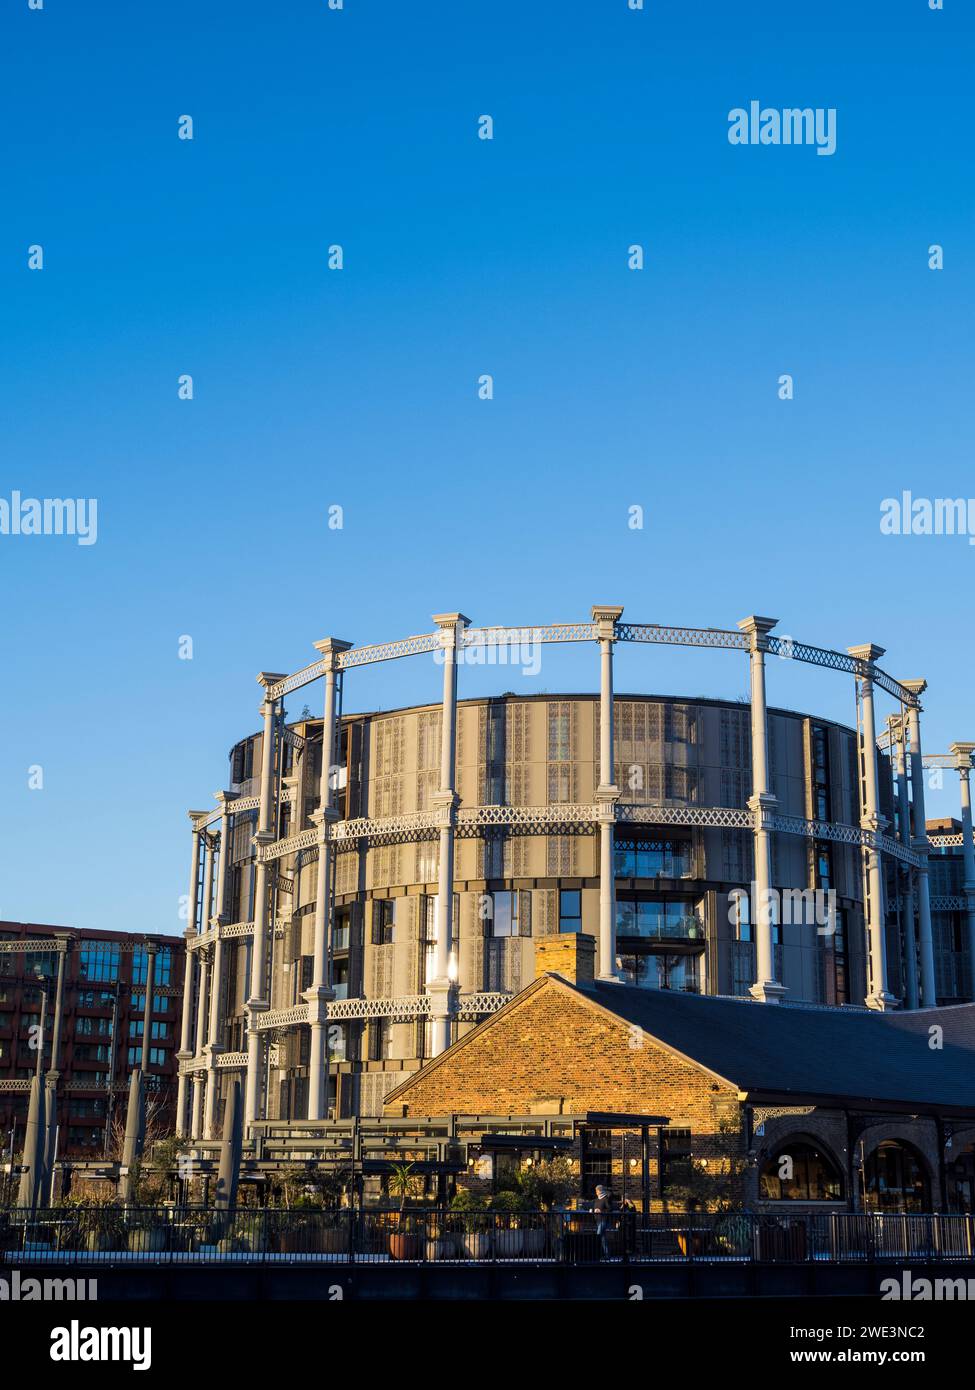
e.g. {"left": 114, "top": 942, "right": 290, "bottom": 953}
{"left": 177, "top": 608, "right": 965, "bottom": 1134}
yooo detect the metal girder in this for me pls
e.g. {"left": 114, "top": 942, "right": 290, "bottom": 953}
{"left": 0, "top": 937, "right": 71, "bottom": 954}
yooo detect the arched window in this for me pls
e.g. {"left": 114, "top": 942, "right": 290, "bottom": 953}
{"left": 760, "top": 1140, "right": 843, "bottom": 1202}
{"left": 863, "top": 1141, "right": 930, "bottom": 1214}
{"left": 946, "top": 1143, "right": 975, "bottom": 1214}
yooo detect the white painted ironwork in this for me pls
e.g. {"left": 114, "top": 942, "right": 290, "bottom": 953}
{"left": 931, "top": 896, "right": 967, "bottom": 912}
{"left": 618, "top": 623, "right": 746, "bottom": 651}
{"left": 455, "top": 992, "right": 511, "bottom": 1019}
{"left": 619, "top": 804, "right": 752, "bottom": 829}
{"left": 256, "top": 1004, "right": 311, "bottom": 1032}
{"left": 215, "top": 1052, "right": 249, "bottom": 1069}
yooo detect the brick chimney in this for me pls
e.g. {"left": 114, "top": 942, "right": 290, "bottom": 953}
{"left": 534, "top": 932, "right": 596, "bottom": 987}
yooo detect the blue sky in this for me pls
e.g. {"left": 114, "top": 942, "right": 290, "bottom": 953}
{"left": 1, "top": 0, "right": 971, "bottom": 936}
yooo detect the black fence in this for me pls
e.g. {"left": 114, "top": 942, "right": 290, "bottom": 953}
{"left": 3, "top": 1207, "right": 975, "bottom": 1265}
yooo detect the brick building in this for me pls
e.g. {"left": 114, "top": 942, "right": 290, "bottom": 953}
{"left": 383, "top": 934, "right": 975, "bottom": 1215}
{"left": 0, "top": 922, "right": 185, "bottom": 1160}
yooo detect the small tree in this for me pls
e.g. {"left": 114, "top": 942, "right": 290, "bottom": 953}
{"left": 520, "top": 1156, "right": 576, "bottom": 1210}
{"left": 388, "top": 1162, "right": 419, "bottom": 1212}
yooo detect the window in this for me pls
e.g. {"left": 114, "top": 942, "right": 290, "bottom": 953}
{"left": 67, "top": 1127, "right": 103, "bottom": 1149}
{"left": 615, "top": 898, "right": 703, "bottom": 941}
{"left": 131, "top": 993, "right": 169, "bottom": 1015}
{"left": 731, "top": 889, "right": 751, "bottom": 942}
{"left": 333, "top": 907, "right": 351, "bottom": 953}
{"left": 824, "top": 908, "right": 849, "bottom": 1006}
{"left": 154, "top": 947, "right": 174, "bottom": 987}
{"left": 489, "top": 890, "right": 518, "bottom": 938}
{"left": 151, "top": 1021, "right": 171, "bottom": 1041}
{"left": 617, "top": 952, "right": 701, "bottom": 993}
{"left": 864, "top": 1141, "right": 930, "bottom": 1214}
{"left": 760, "top": 1141, "right": 843, "bottom": 1202}
{"left": 78, "top": 942, "right": 120, "bottom": 983}
{"left": 660, "top": 1128, "right": 693, "bottom": 1197}
{"left": 75, "top": 1016, "right": 112, "bottom": 1037}
{"left": 559, "top": 890, "right": 582, "bottom": 934}
{"left": 372, "top": 899, "right": 395, "bottom": 945}
{"left": 614, "top": 836, "right": 692, "bottom": 879}
{"left": 332, "top": 958, "right": 349, "bottom": 1000}
{"left": 76, "top": 989, "right": 116, "bottom": 1007}
{"left": 581, "top": 1126, "right": 613, "bottom": 1198}
{"left": 368, "top": 1019, "right": 392, "bottom": 1061}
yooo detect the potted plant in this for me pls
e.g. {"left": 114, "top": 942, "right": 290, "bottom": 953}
{"left": 320, "top": 1208, "right": 349, "bottom": 1256}
{"left": 489, "top": 1190, "right": 525, "bottom": 1257}
{"left": 81, "top": 1199, "right": 126, "bottom": 1253}
{"left": 424, "top": 1212, "right": 453, "bottom": 1262}
{"left": 125, "top": 1210, "right": 169, "bottom": 1253}
{"left": 450, "top": 1189, "right": 491, "bottom": 1259}
{"left": 519, "top": 1158, "right": 574, "bottom": 1256}
{"left": 387, "top": 1163, "right": 421, "bottom": 1261}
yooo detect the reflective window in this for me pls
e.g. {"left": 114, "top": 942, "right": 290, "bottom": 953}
{"left": 616, "top": 898, "right": 703, "bottom": 941}
{"left": 559, "top": 890, "right": 582, "bottom": 934}
{"left": 760, "top": 1141, "right": 843, "bottom": 1201}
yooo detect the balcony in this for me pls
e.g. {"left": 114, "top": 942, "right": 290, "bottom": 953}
{"left": 616, "top": 899, "right": 704, "bottom": 942}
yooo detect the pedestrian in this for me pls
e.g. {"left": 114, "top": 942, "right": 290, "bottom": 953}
{"left": 594, "top": 1183, "right": 612, "bottom": 1258}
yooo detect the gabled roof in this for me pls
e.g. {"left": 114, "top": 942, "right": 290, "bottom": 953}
{"left": 572, "top": 982, "right": 975, "bottom": 1112}
{"left": 385, "top": 975, "right": 975, "bottom": 1114}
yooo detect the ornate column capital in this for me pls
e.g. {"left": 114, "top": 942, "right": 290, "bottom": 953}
{"left": 591, "top": 604, "right": 624, "bottom": 641}
{"left": 312, "top": 636, "right": 353, "bottom": 668}
{"left": 737, "top": 614, "right": 778, "bottom": 651}
{"left": 949, "top": 741, "right": 975, "bottom": 774}
{"left": 900, "top": 677, "right": 927, "bottom": 705}
{"left": 432, "top": 612, "right": 471, "bottom": 648}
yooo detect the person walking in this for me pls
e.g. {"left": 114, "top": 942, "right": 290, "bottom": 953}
{"left": 594, "top": 1183, "right": 613, "bottom": 1259}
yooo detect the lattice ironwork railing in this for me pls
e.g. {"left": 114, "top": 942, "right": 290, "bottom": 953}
{"left": 256, "top": 1004, "right": 311, "bottom": 1033}
{"left": 220, "top": 921, "right": 255, "bottom": 940}
{"left": 618, "top": 623, "right": 746, "bottom": 650}
{"left": 0, "top": 937, "right": 71, "bottom": 954}
{"left": 619, "top": 804, "right": 752, "bottom": 829}
{"left": 256, "top": 616, "right": 923, "bottom": 719}
{"left": 931, "top": 896, "right": 968, "bottom": 912}
{"left": 215, "top": 1052, "right": 248, "bottom": 1069}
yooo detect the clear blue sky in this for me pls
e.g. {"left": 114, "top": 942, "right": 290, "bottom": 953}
{"left": 1, "top": 1, "right": 971, "bottom": 937}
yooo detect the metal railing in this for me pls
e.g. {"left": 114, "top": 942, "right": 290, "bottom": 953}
{"left": 3, "top": 1208, "right": 975, "bottom": 1266}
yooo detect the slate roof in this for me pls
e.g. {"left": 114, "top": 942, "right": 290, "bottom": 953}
{"left": 576, "top": 981, "right": 975, "bottom": 1112}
